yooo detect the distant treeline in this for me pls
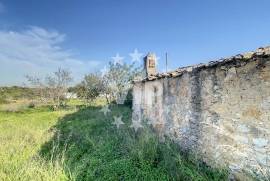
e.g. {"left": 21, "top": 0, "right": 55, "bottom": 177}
{"left": 0, "top": 85, "right": 78, "bottom": 104}
{"left": 0, "top": 86, "right": 35, "bottom": 103}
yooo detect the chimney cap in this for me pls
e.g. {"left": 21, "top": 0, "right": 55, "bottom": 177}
{"left": 145, "top": 52, "right": 157, "bottom": 58}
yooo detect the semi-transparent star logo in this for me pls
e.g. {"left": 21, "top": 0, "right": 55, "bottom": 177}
{"left": 130, "top": 120, "right": 143, "bottom": 132}
{"left": 112, "top": 53, "right": 124, "bottom": 65}
{"left": 129, "top": 49, "right": 143, "bottom": 63}
{"left": 100, "top": 105, "right": 111, "bottom": 116}
{"left": 113, "top": 116, "right": 124, "bottom": 129}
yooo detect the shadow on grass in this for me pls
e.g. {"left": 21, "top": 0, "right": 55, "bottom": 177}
{"left": 39, "top": 104, "right": 228, "bottom": 181}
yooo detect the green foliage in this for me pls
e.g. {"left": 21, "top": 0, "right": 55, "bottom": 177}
{"left": 0, "top": 106, "right": 72, "bottom": 180}
{"left": 76, "top": 73, "right": 105, "bottom": 102}
{"left": 0, "top": 101, "right": 228, "bottom": 180}
{"left": 0, "top": 97, "right": 8, "bottom": 104}
{"left": 123, "top": 88, "right": 133, "bottom": 107}
{"left": 101, "top": 62, "right": 143, "bottom": 104}
{"left": 104, "top": 62, "right": 141, "bottom": 87}
{"left": 40, "top": 104, "right": 228, "bottom": 181}
{"left": 0, "top": 86, "right": 35, "bottom": 101}
{"left": 72, "top": 62, "right": 142, "bottom": 105}
{"left": 28, "top": 102, "right": 36, "bottom": 108}
{"left": 25, "top": 68, "right": 73, "bottom": 108}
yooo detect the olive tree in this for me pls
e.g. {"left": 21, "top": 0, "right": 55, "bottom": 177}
{"left": 101, "top": 62, "right": 142, "bottom": 104}
{"left": 77, "top": 73, "right": 105, "bottom": 103}
{"left": 26, "top": 68, "right": 73, "bottom": 108}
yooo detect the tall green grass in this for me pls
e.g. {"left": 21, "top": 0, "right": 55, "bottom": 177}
{"left": 0, "top": 107, "right": 72, "bottom": 180}
{"left": 0, "top": 103, "right": 228, "bottom": 180}
{"left": 40, "top": 105, "right": 228, "bottom": 181}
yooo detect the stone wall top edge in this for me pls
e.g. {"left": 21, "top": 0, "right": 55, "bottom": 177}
{"left": 133, "top": 46, "right": 270, "bottom": 83}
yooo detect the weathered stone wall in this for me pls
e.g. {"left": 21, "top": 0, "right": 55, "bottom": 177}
{"left": 132, "top": 51, "right": 270, "bottom": 178}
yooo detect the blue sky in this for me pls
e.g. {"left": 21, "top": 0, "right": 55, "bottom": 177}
{"left": 1, "top": 0, "right": 270, "bottom": 85}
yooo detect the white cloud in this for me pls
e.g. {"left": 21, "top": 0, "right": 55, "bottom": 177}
{"left": 0, "top": 26, "right": 101, "bottom": 86}
{"left": 0, "top": 2, "right": 5, "bottom": 13}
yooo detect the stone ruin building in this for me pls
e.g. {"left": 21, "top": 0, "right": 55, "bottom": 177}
{"left": 132, "top": 47, "right": 270, "bottom": 179}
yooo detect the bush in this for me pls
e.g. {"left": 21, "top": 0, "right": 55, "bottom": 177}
{"left": 0, "top": 97, "right": 8, "bottom": 104}
{"left": 28, "top": 102, "right": 36, "bottom": 108}
{"left": 124, "top": 89, "right": 133, "bottom": 108}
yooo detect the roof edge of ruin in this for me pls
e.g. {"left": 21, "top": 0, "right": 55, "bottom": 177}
{"left": 133, "top": 46, "right": 270, "bottom": 83}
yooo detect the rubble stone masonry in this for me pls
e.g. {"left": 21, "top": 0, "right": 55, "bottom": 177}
{"left": 132, "top": 47, "right": 270, "bottom": 179}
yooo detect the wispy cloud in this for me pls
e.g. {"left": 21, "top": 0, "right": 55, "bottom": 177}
{"left": 0, "top": 2, "right": 5, "bottom": 13}
{"left": 0, "top": 26, "right": 101, "bottom": 86}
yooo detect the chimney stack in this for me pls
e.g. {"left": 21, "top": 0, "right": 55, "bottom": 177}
{"left": 144, "top": 53, "right": 157, "bottom": 77}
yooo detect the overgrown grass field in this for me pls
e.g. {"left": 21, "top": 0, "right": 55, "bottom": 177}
{"left": 0, "top": 100, "right": 228, "bottom": 181}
